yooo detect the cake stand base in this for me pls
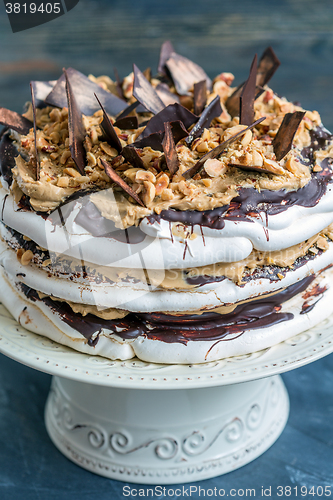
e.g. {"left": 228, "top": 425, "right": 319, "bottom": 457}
{"left": 45, "top": 374, "right": 289, "bottom": 484}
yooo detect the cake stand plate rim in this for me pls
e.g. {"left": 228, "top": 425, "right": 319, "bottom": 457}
{"left": 0, "top": 303, "right": 332, "bottom": 389}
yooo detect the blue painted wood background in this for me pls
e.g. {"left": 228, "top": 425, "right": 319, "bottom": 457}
{"left": 1, "top": 1, "right": 333, "bottom": 498}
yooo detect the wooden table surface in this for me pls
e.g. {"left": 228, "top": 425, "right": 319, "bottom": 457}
{"left": 1, "top": 1, "right": 333, "bottom": 498}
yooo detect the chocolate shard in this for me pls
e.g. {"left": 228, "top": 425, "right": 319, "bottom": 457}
{"left": 166, "top": 52, "right": 212, "bottom": 95}
{"left": 94, "top": 93, "right": 122, "bottom": 152}
{"left": 133, "top": 64, "right": 165, "bottom": 115}
{"left": 0, "top": 130, "right": 19, "bottom": 186}
{"left": 162, "top": 122, "right": 179, "bottom": 175}
{"left": 193, "top": 80, "right": 207, "bottom": 116}
{"left": 138, "top": 103, "right": 198, "bottom": 140}
{"left": 100, "top": 158, "right": 145, "bottom": 207}
{"left": 113, "top": 115, "right": 139, "bottom": 130}
{"left": 0, "top": 108, "right": 32, "bottom": 135}
{"left": 115, "top": 101, "right": 140, "bottom": 121}
{"left": 273, "top": 111, "right": 306, "bottom": 161}
{"left": 132, "top": 120, "right": 188, "bottom": 152}
{"left": 113, "top": 67, "right": 124, "bottom": 99}
{"left": 155, "top": 82, "right": 180, "bottom": 106}
{"left": 121, "top": 145, "right": 145, "bottom": 169}
{"left": 186, "top": 95, "right": 222, "bottom": 146}
{"left": 132, "top": 132, "right": 164, "bottom": 152}
{"left": 46, "top": 67, "right": 127, "bottom": 116}
{"left": 158, "top": 40, "right": 174, "bottom": 75}
{"left": 64, "top": 69, "right": 86, "bottom": 175}
{"left": 30, "top": 83, "right": 40, "bottom": 181}
{"left": 228, "top": 164, "right": 281, "bottom": 175}
{"left": 226, "top": 47, "right": 279, "bottom": 118}
{"left": 183, "top": 117, "right": 266, "bottom": 179}
{"left": 30, "top": 80, "right": 57, "bottom": 108}
{"left": 256, "top": 47, "right": 280, "bottom": 87}
{"left": 170, "top": 120, "right": 189, "bottom": 143}
{"left": 240, "top": 54, "right": 257, "bottom": 126}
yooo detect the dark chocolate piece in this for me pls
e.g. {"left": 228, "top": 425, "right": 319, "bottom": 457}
{"left": 115, "top": 101, "right": 140, "bottom": 121}
{"left": 226, "top": 47, "right": 279, "bottom": 117}
{"left": 132, "top": 120, "right": 188, "bottom": 153}
{"left": 64, "top": 69, "right": 86, "bottom": 175}
{"left": 273, "top": 111, "right": 305, "bottom": 161}
{"left": 240, "top": 54, "right": 257, "bottom": 126}
{"left": 30, "top": 83, "right": 40, "bottom": 181}
{"left": 30, "top": 80, "right": 57, "bottom": 108}
{"left": 100, "top": 158, "right": 144, "bottom": 206}
{"left": 228, "top": 163, "right": 281, "bottom": 175}
{"left": 166, "top": 52, "right": 212, "bottom": 95}
{"left": 256, "top": 47, "right": 280, "bottom": 87}
{"left": 121, "top": 145, "right": 145, "bottom": 169}
{"left": 138, "top": 103, "right": 197, "bottom": 139}
{"left": 113, "top": 116, "right": 139, "bottom": 130}
{"left": 94, "top": 93, "right": 122, "bottom": 152}
{"left": 0, "top": 108, "right": 32, "bottom": 135}
{"left": 0, "top": 129, "right": 19, "bottom": 186}
{"left": 46, "top": 67, "right": 127, "bottom": 116}
{"left": 133, "top": 64, "right": 165, "bottom": 115}
{"left": 113, "top": 67, "right": 124, "bottom": 99}
{"left": 155, "top": 83, "right": 180, "bottom": 106}
{"left": 162, "top": 122, "right": 179, "bottom": 174}
{"left": 158, "top": 40, "right": 174, "bottom": 75}
{"left": 133, "top": 132, "right": 164, "bottom": 152}
{"left": 193, "top": 80, "right": 207, "bottom": 116}
{"left": 185, "top": 95, "right": 222, "bottom": 146}
{"left": 184, "top": 117, "right": 266, "bottom": 178}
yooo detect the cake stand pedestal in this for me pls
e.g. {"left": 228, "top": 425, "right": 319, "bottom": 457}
{"left": 1, "top": 303, "right": 333, "bottom": 484}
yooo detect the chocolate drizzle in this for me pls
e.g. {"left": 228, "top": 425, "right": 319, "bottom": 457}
{"left": 150, "top": 158, "right": 333, "bottom": 228}
{"left": 19, "top": 274, "right": 317, "bottom": 345}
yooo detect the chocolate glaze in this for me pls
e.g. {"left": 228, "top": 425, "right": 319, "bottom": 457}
{"left": 149, "top": 157, "right": 333, "bottom": 229}
{"left": 74, "top": 200, "right": 146, "bottom": 243}
{"left": 19, "top": 274, "right": 317, "bottom": 346}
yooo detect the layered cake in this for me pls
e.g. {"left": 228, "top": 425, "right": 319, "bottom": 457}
{"left": 0, "top": 43, "right": 333, "bottom": 364}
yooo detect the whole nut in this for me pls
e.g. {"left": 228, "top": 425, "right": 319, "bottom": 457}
{"left": 204, "top": 159, "right": 227, "bottom": 177}
{"left": 135, "top": 170, "right": 156, "bottom": 183}
{"left": 141, "top": 181, "right": 156, "bottom": 205}
{"left": 21, "top": 250, "right": 34, "bottom": 266}
{"left": 155, "top": 173, "right": 169, "bottom": 195}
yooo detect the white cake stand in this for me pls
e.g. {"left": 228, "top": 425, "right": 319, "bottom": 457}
{"left": 1, "top": 303, "right": 333, "bottom": 484}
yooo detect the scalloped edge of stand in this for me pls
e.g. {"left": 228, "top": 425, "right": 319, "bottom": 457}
{"left": 1, "top": 303, "right": 333, "bottom": 388}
